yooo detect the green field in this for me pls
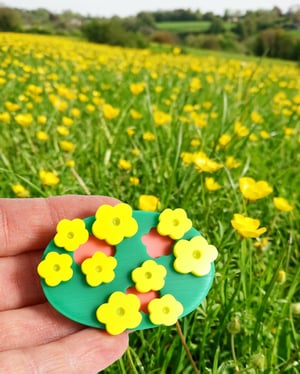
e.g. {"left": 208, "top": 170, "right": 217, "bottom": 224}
{"left": 155, "top": 20, "right": 234, "bottom": 33}
{"left": 0, "top": 33, "right": 299, "bottom": 373}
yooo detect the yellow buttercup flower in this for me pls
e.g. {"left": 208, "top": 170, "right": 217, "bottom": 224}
{"left": 130, "top": 108, "right": 143, "bottom": 119}
{"left": 37, "top": 115, "right": 47, "bottom": 125}
{"left": 251, "top": 111, "right": 263, "bottom": 124}
{"left": 39, "top": 170, "right": 60, "bottom": 186}
{"left": 11, "top": 183, "right": 30, "bottom": 198}
{"left": 225, "top": 156, "right": 241, "bottom": 169}
{"left": 15, "top": 113, "right": 33, "bottom": 128}
{"left": 143, "top": 131, "right": 156, "bottom": 141}
{"left": 157, "top": 208, "right": 192, "bottom": 240}
{"left": 102, "top": 103, "right": 120, "bottom": 120}
{"left": 0, "top": 112, "right": 11, "bottom": 123}
{"left": 129, "top": 82, "right": 145, "bottom": 95}
{"left": 173, "top": 236, "right": 218, "bottom": 276}
{"left": 234, "top": 121, "right": 249, "bottom": 137}
{"left": 37, "top": 251, "right": 73, "bottom": 287}
{"left": 148, "top": 294, "right": 183, "bottom": 326}
{"left": 193, "top": 152, "right": 222, "bottom": 173}
{"left": 153, "top": 110, "right": 171, "bottom": 126}
{"left": 231, "top": 214, "right": 267, "bottom": 238}
{"left": 36, "top": 131, "right": 49, "bottom": 141}
{"left": 54, "top": 218, "right": 89, "bottom": 251}
{"left": 131, "top": 260, "right": 167, "bottom": 293}
{"left": 92, "top": 203, "right": 138, "bottom": 245}
{"left": 118, "top": 159, "right": 132, "bottom": 171}
{"left": 273, "top": 197, "right": 293, "bottom": 212}
{"left": 239, "top": 177, "right": 273, "bottom": 201}
{"left": 129, "top": 176, "right": 140, "bottom": 186}
{"left": 138, "top": 195, "right": 160, "bottom": 212}
{"left": 60, "top": 140, "right": 76, "bottom": 152}
{"left": 96, "top": 291, "right": 142, "bottom": 335}
{"left": 218, "top": 133, "right": 231, "bottom": 148}
{"left": 81, "top": 252, "right": 117, "bottom": 287}
{"left": 56, "top": 126, "right": 70, "bottom": 136}
{"left": 205, "top": 177, "right": 221, "bottom": 191}
{"left": 62, "top": 116, "right": 74, "bottom": 126}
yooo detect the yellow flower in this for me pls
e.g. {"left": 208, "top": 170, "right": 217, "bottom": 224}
{"left": 153, "top": 110, "right": 171, "bottom": 126}
{"left": 129, "top": 176, "right": 140, "bottom": 186}
{"left": 15, "top": 113, "right": 33, "bottom": 128}
{"left": 92, "top": 203, "right": 138, "bottom": 245}
{"left": 143, "top": 131, "right": 156, "bottom": 141}
{"left": 62, "top": 116, "right": 74, "bottom": 126}
{"left": 54, "top": 218, "right": 89, "bottom": 251}
{"left": 239, "top": 177, "right": 273, "bottom": 201}
{"left": 129, "top": 82, "right": 145, "bottom": 95}
{"left": 193, "top": 152, "right": 223, "bottom": 173}
{"left": 131, "top": 148, "right": 140, "bottom": 156}
{"left": 126, "top": 127, "right": 135, "bottom": 136}
{"left": 225, "top": 156, "right": 241, "bottom": 169}
{"left": 39, "top": 170, "right": 60, "bottom": 186}
{"left": 96, "top": 291, "right": 142, "bottom": 335}
{"left": 234, "top": 121, "right": 249, "bottom": 137}
{"left": 254, "top": 237, "right": 270, "bottom": 251}
{"left": 71, "top": 108, "right": 81, "bottom": 118}
{"left": 260, "top": 130, "right": 270, "bottom": 139}
{"left": 56, "top": 126, "right": 70, "bottom": 136}
{"left": 173, "top": 236, "right": 218, "bottom": 276}
{"left": 157, "top": 208, "right": 192, "bottom": 240}
{"left": 11, "top": 183, "right": 30, "bottom": 198}
{"left": 60, "top": 140, "right": 76, "bottom": 152}
{"left": 132, "top": 260, "right": 167, "bottom": 293}
{"left": 189, "top": 77, "right": 202, "bottom": 92}
{"left": 5, "top": 101, "right": 20, "bottom": 112}
{"left": 37, "top": 251, "right": 73, "bottom": 287}
{"left": 138, "top": 195, "right": 160, "bottom": 212}
{"left": 251, "top": 111, "right": 263, "bottom": 124}
{"left": 118, "top": 159, "right": 132, "bottom": 171}
{"left": 130, "top": 108, "right": 143, "bottom": 119}
{"left": 148, "top": 294, "right": 183, "bottom": 326}
{"left": 37, "top": 115, "right": 47, "bottom": 125}
{"left": 81, "top": 252, "right": 117, "bottom": 287}
{"left": 190, "top": 138, "right": 201, "bottom": 147}
{"left": 284, "top": 127, "right": 295, "bottom": 136}
{"left": 273, "top": 197, "right": 293, "bottom": 212}
{"left": 65, "top": 159, "right": 75, "bottom": 168}
{"left": 0, "top": 112, "right": 11, "bottom": 123}
{"left": 102, "top": 103, "right": 120, "bottom": 120}
{"left": 205, "top": 177, "right": 221, "bottom": 191}
{"left": 231, "top": 214, "right": 267, "bottom": 238}
{"left": 36, "top": 131, "right": 49, "bottom": 141}
{"left": 173, "top": 47, "right": 181, "bottom": 55}
{"left": 218, "top": 133, "right": 231, "bottom": 148}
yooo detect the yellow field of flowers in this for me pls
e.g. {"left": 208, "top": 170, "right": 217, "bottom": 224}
{"left": 0, "top": 33, "right": 299, "bottom": 372}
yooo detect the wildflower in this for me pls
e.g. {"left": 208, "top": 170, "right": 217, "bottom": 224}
{"left": 129, "top": 82, "right": 145, "bottom": 95}
{"left": 39, "top": 170, "right": 60, "bottom": 186}
{"left": 36, "top": 131, "right": 49, "bottom": 141}
{"left": 56, "top": 126, "right": 70, "bottom": 136}
{"left": 71, "top": 108, "right": 81, "bottom": 118}
{"left": 193, "top": 152, "right": 222, "bottom": 173}
{"left": 225, "top": 156, "right": 241, "bottom": 169}
{"left": 218, "top": 134, "right": 231, "bottom": 148}
{"left": 102, "top": 104, "right": 120, "bottom": 120}
{"left": 131, "top": 260, "right": 167, "bottom": 293}
{"left": 157, "top": 208, "right": 192, "bottom": 240}
{"left": 143, "top": 132, "right": 156, "bottom": 141}
{"left": 37, "top": 115, "right": 47, "bottom": 125}
{"left": 86, "top": 104, "right": 95, "bottom": 112}
{"left": 81, "top": 252, "right": 117, "bottom": 287}
{"left": 96, "top": 291, "right": 142, "bottom": 335}
{"left": 11, "top": 184, "right": 30, "bottom": 198}
{"left": 283, "top": 127, "right": 295, "bottom": 137}
{"left": 5, "top": 101, "right": 20, "bottom": 112}
{"left": 126, "top": 128, "right": 135, "bottom": 136}
{"left": 0, "top": 112, "right": 11, "bottom": 123}
{"left": 60, "top": 140, "right": 76, "bottom": 152}
{"left": 205, "top": 177, "right": 221, "bottom": 191}
{"left": 131, "top": 148, "right": 140, "bottom": 156}
{"left": 239, "top": 177, "right": 273, "bottom": 201}
{"left": 273, "top": 197, "right": 293, "bottom": 212}
{"left": 148, "top": 294, "right": 183, "bottom": 326}
{"left": 153, "top": 110, "right": 171, "bottom": 126}
{"left": 173, "top": 47, "right": 181, "bottom": 55}
{"left": 251, "top": 111, "right": 263, "bottom": 124}
{"left": 275, "top": 270, "right": 286, "bottom": 284}
{"left": 54, "top": 218, "right": 89, "bottom": 251}
{"left": 118, "top": 159, "right": 132, "bottom": 171}
{"left": 190, "top": 138, "right": 201, "bottom": 147}
{"left": 65, "top": 159, "right": 75, "bottom": 168}
{"left": 260, "top": 130, "right": 270, "bottom": 139}
{"left": 254, "top": 237, "right": 270, "bottom": 251}
{"left": 231, "top": 214, "right": 267, "bottom": 238}
{"left": 173, "top": 236, "right": 218, "bottom": 276}
{"left": 62, "top": 116, "right": 74, "bottom": 126}
{"left": 37, "top": 252, "right": 73, "bottom": 287}
{"left": 92, "top": 203, "right": 138, "bottom": 245}
{"left": 129, "top": 176, "right": 140, "bottom": 186}
{"left": 130, "top": 109, "right": 143, "bottom": 119}
{"left": 234, "top": 121, "right": 249, "bottom": 137}
{"left": 189, "top": 77, "right": 202, "bottom": 92}
{"left": 249, "top": 134, "right": 258, "bottom": 141}
{"left": 138, "top": 195, "right": 160, "bottom": 212}
{"left": 15, "top": 113, "right": 33, "bottom": 128}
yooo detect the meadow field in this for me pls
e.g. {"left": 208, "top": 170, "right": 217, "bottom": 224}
{"left": 0, "top": 33, "right": 299, "bottom": 373}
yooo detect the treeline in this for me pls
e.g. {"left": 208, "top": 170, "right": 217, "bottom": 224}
{"left": 1, "top": 6, "right": 300, "bottom": 61}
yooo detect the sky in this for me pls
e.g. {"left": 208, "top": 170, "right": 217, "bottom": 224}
{"left": 3, "top": 0, "right": 300, "bottom": 17}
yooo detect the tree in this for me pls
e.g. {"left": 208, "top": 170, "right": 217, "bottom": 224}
{"left": 0, "top": 7, "right": 21, "bottom": 31}
{"left": 209, "top": 16, "right": 225, "bottom": 34}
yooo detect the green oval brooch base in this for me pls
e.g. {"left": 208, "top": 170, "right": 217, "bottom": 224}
{"left": 38, "top": 203, "right": 218, "bottom": 335}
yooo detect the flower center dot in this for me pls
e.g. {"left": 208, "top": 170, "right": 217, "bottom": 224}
{"left": 53, "top": 264, "right": 60, "bottom": 271}
{"left": 95, "top": 266, "right": 102, "bottom": 272}
{"left": 162, "top": 306, "right": 170, "bottom": 314}
{"left": 116, "top": 307, "right": 125, "bottom": 316}
{"left": 192, "top": 250, "right": 201, "bottom": 259}
{"left": 67, "top": 232, "right": 74, "bottom": 239}
{"left": 112, "top": 217, "right": 121, "bottom": 226}
{"left": 172, "top": 219, "right": 180, "bottom": 226}
{"left": 144, "top": 271, "right": 152, "bottom": 279}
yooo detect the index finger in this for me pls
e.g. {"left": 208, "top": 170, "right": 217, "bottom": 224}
{"left": 0, "top": 195, "right": 120, "bottom": 256}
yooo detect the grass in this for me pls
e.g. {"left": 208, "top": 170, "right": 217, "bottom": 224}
{"left": 155, "top": 20, "right": 234, "bottom": 33}
{"left": 0, "top": 32, "right": 299, "bottom": 373}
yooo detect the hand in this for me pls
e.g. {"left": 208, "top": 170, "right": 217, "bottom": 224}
{"left": 0, "top": 195, "right": 128, "bottom": 373}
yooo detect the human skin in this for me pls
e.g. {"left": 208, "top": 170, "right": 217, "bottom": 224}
{"left": 0, "top": 195, "right": 128, "bottom": 373}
